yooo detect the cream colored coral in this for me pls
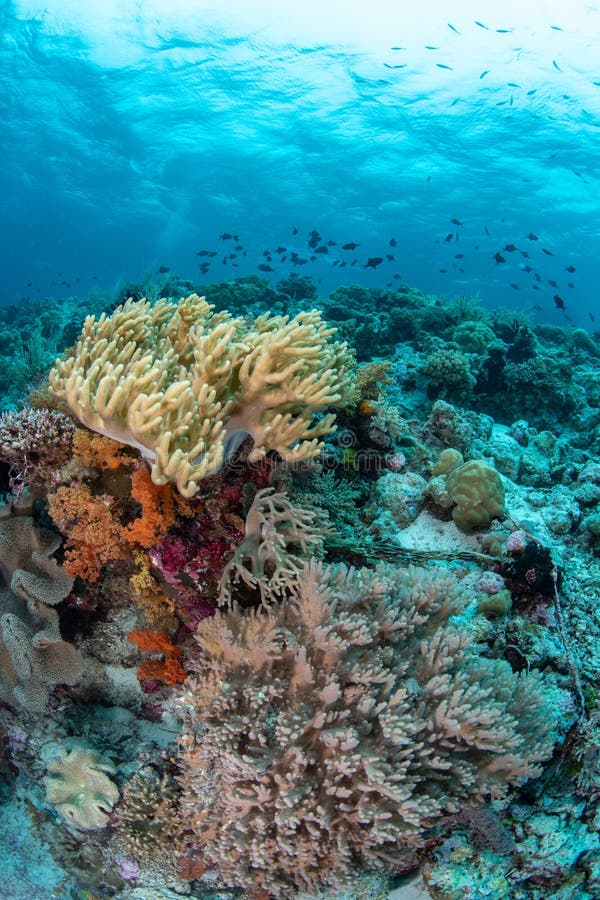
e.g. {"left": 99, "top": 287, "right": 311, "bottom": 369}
{"left": 178, "top": 561, "right": 561, "bottom": 897}
{"left": 49, "top": 295, "right": 355, "bottom": 497}
{"left": 44, "top": 746, "right": 119, "bottom": 830}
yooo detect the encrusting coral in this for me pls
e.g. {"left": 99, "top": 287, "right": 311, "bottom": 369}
{"left": 49, "top": 294, "right": 355, "bottom": 497}
{"left": 178, "top": 560, "right": 561, "bottom": 897}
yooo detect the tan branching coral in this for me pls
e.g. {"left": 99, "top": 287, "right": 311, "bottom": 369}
{"left": 178, "top": 561, "right": 561, "bottom": 897}
{"left": 49, "top": 295, "right": 355, "bottom": 497}
{"left": 44, "top": 746, "right": 120, "bottom": 830}
{"left": 218, "top": 486, "right": 330, "bottom": 606}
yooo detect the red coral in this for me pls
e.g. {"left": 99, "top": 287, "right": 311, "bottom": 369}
{"left": 126, "top": 465, "right": 176, "bottom": 548}
{"left": 128, "top": 628, "right": 186, "bottom": 688}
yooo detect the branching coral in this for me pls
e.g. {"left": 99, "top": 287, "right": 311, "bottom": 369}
{"left": 178, "top": 561, "right": 561, "bottom": 897}
{"left": 218, "top": 487, "right": 330, "bottom": 606}
{"left": 49, "top": 294, "right": 355, "bottom": 497}
{"left": 0, "top": 407, "right": 76, "bottom": 497}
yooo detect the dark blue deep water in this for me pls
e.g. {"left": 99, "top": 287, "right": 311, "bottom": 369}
{"left": 0, "top": 0, "right": 598, "bottom": 326}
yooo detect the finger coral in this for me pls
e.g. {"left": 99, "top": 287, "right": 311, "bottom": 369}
{"left": 178, "top": 561, "right": 562, "bottom": 897}
{"left": 49, "top": 294, "right": 355, "bottom": 497}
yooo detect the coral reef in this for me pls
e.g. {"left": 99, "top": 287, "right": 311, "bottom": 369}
{"left": 178, "top": 561, "right": 562, "bottom": 897}
{"left": 2, "top": 280, "right": 600, "bottom": 900}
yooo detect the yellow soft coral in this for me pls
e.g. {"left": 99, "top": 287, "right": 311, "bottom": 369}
{"left": 49, "top": 295, "right": 355, "bottom": 497}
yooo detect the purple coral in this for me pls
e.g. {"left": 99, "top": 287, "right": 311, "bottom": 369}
{"left": 0, "top": 407, "right": 75, "bottom": 497}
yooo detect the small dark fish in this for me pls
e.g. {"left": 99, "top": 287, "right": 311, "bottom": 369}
{"left": 589, "top": 312, "right": 596, "bottom": 322}
{"left": 552, "top": 60, "right": 562, "bottom": 71}
{"left": 158, "top": 265, "right": 170, "bottom": 274}
{"left": 315, "top": 245, "right": 329, "bottom": 254}
{"left": 439, "top": 268, "right": 447, "bottom": 273}
{"left": 522, "top": 265, "right": 533, "bottom": 273}
{"left": 509, "top": 283, "right": 520, "bottom": 290}
{"left": 568, "top": 282, "right": 575, "bottom": 288}
{"left": 550, "top": 25, "right": 563, "bottom": 31}
{"left": 222, "top": 256, "right": 227, "bottom": 264}
{"left": 292, "top": 226, "right": 298, "bottom": 235}
{"left": 426, "top": 175, "right": 431, "bottom": 182}
{"left": 219, "top": 232, "right": 233, "bottom": 240}
{"left": 390, "top": 46, "right": 406, "bottom": 51}
{"left": 535, "top": 272, "right": 542, "bottom": 282}
{"left": 474, "top": 21, "right": 489, "bottom": 29}
{"left": 493, "top": 252, "right": 506, "bottom": 264}
{"left": 485, "top": 226, "right": 490, "bottom": 236}
{"left": 448, "top": 23, "right": 460, "bottom": 34}
{"left": 565, "top": 264, "right": 576, "bottom": 273}
{"left": 263, "top": 250, "right": 272, "bottom": 258}
{"left": 507, "top": 82, "right": 521, "bottom": 88}
{"left": 542, "top": 247, "right": 554, "bottom": 256}
{"left": 525, "top": 232, "right": 538, "bottom": 240}
{"left": 479, "top": 69, "right": 490, "bottom": 79}
{"left": 437, "top": 63, "right": 453, "bottom": 70}
{"left": 384, "top": 63, "right": 407, "bottom": 69}
{"left": 275, "top": 246, "right": 287, "bottom": 254}
{"left": 444, "top": 233, "right": 454, "bottom": 243}
{"left": 342, "top": 242, "right": 360, "bottom": 250}
{"left": 365, "top": 257, "right": 383, "bottom": 269}
{"left": 196, "top": 249, "right": 210, "bottom": 256}
{"left": 553, "top": 294, "right": 566, "bottom": 310}
{"left": 199, "top": 262, "right": 210, "bottom": 274}
{"left": 425, "top": 45, "right": 440, "bottom": 50}
{"left": 496, "top": 28, "right": 512, "bottom": 34}
{"left": 455, "top": 253, "right": 464, "bottom": 259}
{"left": 386, "top": 253, "right": 395, "bottom": 261}
{"left": 228, "top": 253, "right": 237, "bottom": 259}
{"left": 327, "top": 240, "right": 337, "bottom": 247}
{"left": 26, "top": 281, "right": 32, "bottom": 287}
{"left": 209, "top": 251, "right": 217, "bottom": 258}
{"left": 549, "top": 279, "right": 558, "bottom": 288}
{"left": 234, "top": 244, "right": 244, "bottom": 251}
{"left": 450, "top": 217, "right": 463, "bottom": 226}
{"left": 521, "top": 250, "right": 530, "bottom": 258}
{"left": 532, "top": 284, "right": 540, "bottom": 290}
{"left": 527, "top": 89, "right": 537, "bottom": 95}
{"left": 390, "top": 237, "right": 397, "bottom": 247}
{"left": 308, "top": 230, "right": 322, "bottom": 249}
{"left": 573, "top": 171, "right": 584, "bottom": 179}
{"left": 258, "top": 263, "right": 275, "bottom": 272}
{"left": 503, "top": 243, "right": 518, "bottom": 252}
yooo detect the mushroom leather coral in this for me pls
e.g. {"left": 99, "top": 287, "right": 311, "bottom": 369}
{"left": 49, "top": 294, "right": 355, "bottom": 497}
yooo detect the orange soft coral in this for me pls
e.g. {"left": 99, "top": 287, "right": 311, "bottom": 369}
{"left": 126, "top": 465, "right": 176, "bottom": 548}
{"left": 129, "top": 551, "right": 177, "bottom": 631}
{"left": 73, "top": 429, "right": 133, "bottom": 471}
{"left": 47, "top": 483, "right": 130, "bottom": 582}
{"left": 128, "top": 628, "right": 186, "bottom": 687}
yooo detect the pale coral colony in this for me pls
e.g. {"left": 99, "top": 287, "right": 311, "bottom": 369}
{"left": 1, "top": 280, "right": 600, "bottom": 900}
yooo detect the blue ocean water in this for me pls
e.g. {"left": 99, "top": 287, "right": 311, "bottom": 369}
{"left": 0, "top": 0, "right": 598, "bottom": 326}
